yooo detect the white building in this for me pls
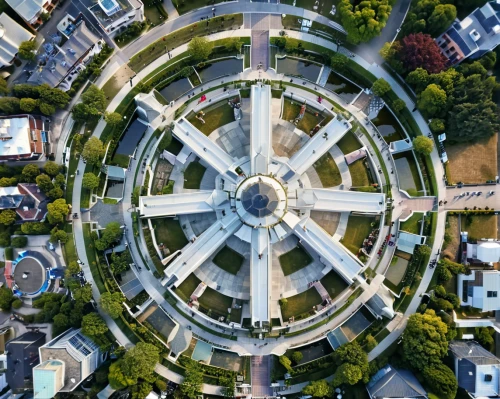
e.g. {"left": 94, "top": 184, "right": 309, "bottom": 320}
{"left": 459, "top": 270, "right": 500, "bottom": 312}
{"left": 467, "top": 239, "right": 500, "bottom": 264}
{"left": 4, "top": 0, "right": 52, "bottom": 26}
{"left": 33, "top": 328, "right": 105, "bottom": 398}
{"left": 89, "top": 0, "right": 144, "bottom": 37}
{"left": 0, "top": 13, "right": 35, "bottom": 68}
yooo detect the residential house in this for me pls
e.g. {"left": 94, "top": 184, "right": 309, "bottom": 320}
{"left": 89, "top": 0, "right": 144, "bottom": 37}
{"left": 466, "top": 238, "right": 500, "bottom": 264}
{"left": 0, "top": 12, "right": 35, "bottom": 68}
{"left": 366, "top": 364, "right": 427, "bottom": 399}
{"left": 5, "top": 331, "right": 46, "bottom": 393}
{"left": 28, "top": 21, "right": 103, "bottom": 91}
{"left": 435, "top": 1, "right": 500, "bottom": 65}
{"left": 0, "top": 183, "right": 49, "bottom": 221}
{"left": 458, "top": 270, "right": 500, "bottom": 311}
{"left": 449, "top": 340, "right": 500, "bottom": 397}
{"left": 0, "top": 115, "right": 48, "bottom": 161}
{"left": 33, "top": 328, "right": 105, "bottom": 397}
{"left": 4, "top": 0, "right": 54, "bottom": 26}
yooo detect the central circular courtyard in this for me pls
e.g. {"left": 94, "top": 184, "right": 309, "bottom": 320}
{"left": 235, "top": 175, "right": 287, "bottom": 227}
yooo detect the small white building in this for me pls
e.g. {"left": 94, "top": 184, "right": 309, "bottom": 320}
{"left": 4, "top": 0, "right": 52, "bottom": 26}
{"left": 467, "top": 239, "right": 500, "bottom": 264}
{"left": 459, "top": 270, "right": 500, "bottom": 312}
{"left": 89, "top": 0, "right": 144, "bottom": 37}
{"left": 0, "top": 13, "right": 35, "bottom": 68}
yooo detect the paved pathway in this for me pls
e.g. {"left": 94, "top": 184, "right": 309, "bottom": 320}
{"left": 251, "top": 356, "right": 272, "bottom": 397}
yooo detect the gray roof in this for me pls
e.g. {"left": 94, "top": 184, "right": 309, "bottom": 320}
{"left": 449, "top": 340, "right": 500, "bottom": 365}
{"left": 135, "top": 93, "right": 162, "bottom": 123}
{"left": 241, "top": 181, "right": 279, "bottom": 217}
{"left": 168, "top": 326, "right": 192, "bottom": 356}
{"left": 106, "top": 165, "right": 125, "bottom": 180}
{"left": 366, "top": 365, "right": 427, "bottom": 399}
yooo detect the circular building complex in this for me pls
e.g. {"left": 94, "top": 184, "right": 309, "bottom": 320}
{"left": 5, "top": 251, "right": 51, "bottom": 298}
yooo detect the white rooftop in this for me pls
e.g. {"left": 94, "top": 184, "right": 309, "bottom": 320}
{"left": 4, "top": 0, "right": 44, "bottom": 22}
{"left": 250, "top": 85, "right": 272, "bottom": 175}
{"left": 0, "top": 13, "right": 34, "bottom": 67}
{"left": 0, "top": 116, "right": 31, "bottom": 157}
{"left": 397, "top": 231, "right": 426, "bottom": 254}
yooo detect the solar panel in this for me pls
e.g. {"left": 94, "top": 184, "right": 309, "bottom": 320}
{"left": 241, "top": 182, "right": 279, "bottom": 217}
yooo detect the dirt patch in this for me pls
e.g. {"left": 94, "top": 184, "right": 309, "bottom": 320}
{"left": 443, "top": 215, "right": 460, "bottom": 262}
{"left": 447, "top": 135, "right": 498, "bottom": 184}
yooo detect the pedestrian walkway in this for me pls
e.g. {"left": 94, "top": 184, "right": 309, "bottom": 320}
{"left": 251, "top": 356, "right": 272, "bottom": 397}
{"left": 317, "top": 65, "right": 331, "bottom": 87}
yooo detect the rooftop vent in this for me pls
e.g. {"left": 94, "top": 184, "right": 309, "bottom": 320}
{"left": 470, "top": 29, "right": 481, "bottom": 42}
{"left": 485, "top": 374, "right": 493, "bottom": 382}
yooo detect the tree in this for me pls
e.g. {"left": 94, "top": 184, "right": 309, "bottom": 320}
{"left": 39, "top": 102, "right": 56, "bottom": 116}
{"left": 339, "top": 0, "right": 392, "bottom": 44}
{"left": 0, "top": 209, "right": 17, "bottom": 225}
{"left": 0, "top": 177, "right": 17, "bottom": 187}
{"left": 0, "top": 286, "right": 14, "bottom": 309}
{"left": 476, "top": 327, "right": 494, "bottom": 351}
{"left": 447, "top": 100, "right": 499, "bottom": 143}
{"left": 224, "top": 37, "right": 242, "bottom": 52}
{"left": 54, "top": 174, "right": 66, "bottom": 188}
{"left": 53, "top": 313, "right": 70, "bottom": 334}
{"left": 392, "top": 99, "right": 406, "bottom": 112}
{"left": 121, "top": 343, "right": 160, "bottom": 383}
{"left": 0, "top": 97, "right": 21, "bottom": 114}
{"left": 365, "top": 334, "right": 377, "bottom": 351}
{"left": 100, "top": 291, "right": 124, "bottom": 318}
{"left": 22, "top": 164, "right": 40, "bottom": 182}
{"left": 36, "top": 174, "right": 54, "bottom": 193}
{"left": 18, "top": 40, "right": 37, "bottom": 60}
{"left": 334, "top": 341, "right": 369, "bottom": 383}
{"left": 44, "top": 161, "right": 60, "bottom": 177}
{"left": 0, "top": 77, "right": 8, "bottom": 95}
{"left": 428, "top": 4, "right": 457, "bottom": 37}
{"left": 291, "top": 351, "right": 303, "bottom": 364}
{"left": 13, "top": 84, "right": 40, "bottom": 99}
{"left": 82, "top": 85, "right": 107, "bottom": 114}
{"left": 417, "top": 83, "right": 447, "bottom": 117}
{"left": 50, "top": 226, "right": 68, "bottom": 243}
{"left": 403, "top": 309, "right": 448, "bottom": 370}
{"left": 82, "top": 137, "right": 105, "bottom": 166}
{"left": 95, "top": 221, "right": 122, "bottom": 251}
{"left": 302, "top": 379, "right": 333, "bottom": 398}
{"left": 20, "top": 98, "right": 38, "bottom": 112}
{"left": 180, "top": 360, "right": 203, "bottom": 398}
{"left": 109, "top": 360, "right": 135, "bottom": 389}
{"left": 47, "top": 199, "right": 69, "bottom": 224}
{"left": 38, "top": 84, "right": 70, "bottom": 109}
{"left": 82, "top": 313, "right": 109, "bottom": 337}
{"left": 12, "top": 299, "right": 23, "bottom": 309}
{"left": 11, "top": 236, "right": 28, "bottom": 248}
{"left": 332, "top": 362, "right": 364, "bottom": 386}
{"left": 82, "top": 173, "right": 100, "bottom": 190}
{"left": 105, "top": 112, "right": 122, "bottom": 127}
{"left": 130, "top": 382, "right": 153, "bottom": 399}
{"left": 372, "top": 78, "right": 391, "bottom": 97}
{"left": 74, "top": 283, "right": 93, "bottom": 303}
{"left": 110, "top": 251, "right": 131, "bottom": 275}
{"left": 413, "top": 136, "right": 434, "bottom": 155}
{"left": 188, "top": 36, "right": 214, "bottom": 61}
{"left": 429, "top": 118, "right": 445, "bottom": 133}
{"left": 48, "top": 187, "right": 63, "bottom": 200}
{"left": 279, "top": 355, "right": 292, "bottom": 372}
{"left": 423, "top": 364, "right": 457, "bottom": 399}
{"left": 66, "top": 261, "right": 81, "bottom": 278}
{"left": 399, "top": 33, "right": 447, "bottom": 74}
{"left": 219, "top": 374, "right": 235, "bottom": 398}
{"left": 331, "top": 53, "right": 349, "bottom": 72}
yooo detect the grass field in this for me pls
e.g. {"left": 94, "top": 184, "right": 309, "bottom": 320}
{"left": 447, "top": 135, "right": 498, "bottom": 184}
{"left": 281, "top": 288, "right": 322, "bottom": 321}
{"left": 463, "top": 214, "right": 497, "bottom": 241}
{"left": 282, "top": 99, "right": 327, "bottom": 134}
{"left": 176, "top": 273, "right": 201, "bottom": 302}
{"left": 173, "top": 0, "right": 225, "bottom": 15}
{"left": 314, "top": 153, "right": 342, "bottom": 187}
{"left": 442, "top": 215, "right": 460, "bottom": 262}
{"left": 400, "top": 213, "right": 424, "bottom": 235}
{"left": 152, "top": 218, "right": 188, "bottom": 254}
{"left": 144, "top": 1, "right": 168, "bottom": 25}
{"left": 337, "top": 132, "right": 373, "bottom": 187}
{"left": 184, "top": 162, "right": 206, "bottom": 189}
{"left": 342, "top": 215, "right": 378, "bottom": 255}
{"left": 187, "top": 101, "right": 235, "bottom": 136}
{"left": 337, "top": 131, "right": 362, "bottom": 154}
{"left": 279, "top": 245, "right": 313, "bottom": 276}
{"left": 213, "top": 246, "right": 244, "bottom": 275}
{"left": 198, "top": 287, "right": 233, "bottom": 317}
{"left": 320, "top": 271, "right": 348, "bottom": 300}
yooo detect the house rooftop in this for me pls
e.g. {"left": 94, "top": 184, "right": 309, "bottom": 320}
{"left": 0, "top": 13, "right": 35, "bottom": 67}
{"left": 366, "top": 364, "right": 427, "bottom": 399}
{"left": 4, "top": 0, "right": 44, "bottom": 23}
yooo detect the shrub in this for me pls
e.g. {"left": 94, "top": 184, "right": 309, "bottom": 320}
{"left": 11, "top": 236, "right": 28, "bottom": 248}
{"left": 12, "top": 299, "right": 23, "bottom": 309}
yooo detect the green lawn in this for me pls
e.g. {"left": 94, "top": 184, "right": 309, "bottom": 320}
{"left": 176, "top": 273, "right": 201, "bottom": 302}
{"left": 165, "top": 137, "right": 183, "bottom": 155}
{"left": 281, "top": 99, "right": 329, "bottom": 135}
{"left": 198, "top": 287, "right": 234, "bottom": 318}
{"left": 463, "top": 215, "right": 497, "bottom": 241}
{"left": 213, "top": 246, "right": 244, "bottom": 275}
{"left": 342, "top": 215, "right": 379, "bottom": 256}
{"left": 144, "top": 1, "right": 168, "bottom": 25}
{"left": 337, "top": 131, "right": 362, "bottom": 154}
{"left": 62, "top": 233, "right": 78, "bottom": 265}
{"left": 82, "top": 224, "right": 106, "bottom": 294}
{"left": 183, "top": 162, "right": 206, "bottom": 189}
{"left": 400, "top": 213, "right": 424, "bottom": 235}
{"left": 279, "top": 245, "right": 313, "bottom": 276}
{"left": 173, "top": 0, "right": 225, "bottom": 15}
{"left": 281, "top": 288, "right": 322, "bottom": 321}
{"left": 129, "top": 14, "right": 243, "bottom": 72}
{"left": 320, "top": 271, "right": 348, "bottom": 300}
{"left": 394, "top": 152, "right": 424, "bottom": 197}
{"left": 152, "top": 218, "right": 189, "bottom": 254}
{"left": 186, "top": 101, "right": 235, "bottom": 136}
{"left": 313, "top": 153, "right": 342, "bottom": 187}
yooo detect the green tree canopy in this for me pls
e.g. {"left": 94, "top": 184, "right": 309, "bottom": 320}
{"left": 100, "top": 291, "right": 124, "bottom": 318}
{"left": 333, "top": 341, "right": 369, "bottom": 385}
{"left": 109, "top": 360, "right": 135, "bottom": 389}
{"left": 0, "top": 209, "right": 17, "bottom": 225}
{"left": 44, "top": 161, "right": 61, "bottom": 177}
{"left": 180, "top": 360, "right": 204, "bottom": 398}
{"left": 417, "top": 83, "right": 447, "bottom": 117}
{"left": 291, "top": 351, "right": 303, "bottom": 364}
{"left": 423, "top": 363, "right": 457, "bottom": 399}
{"left": 47, "top": 199, "right": 69, "bottom": 224}
{"left": 105, "top": 112, "right": 122, "bottom": 127}
{"left": 95, "top": 221, "right": 122, "bottom": 251}
{"left": 402, "top": 309, "right": 449, "bottom": 370}
{"left": 82, "top": 137, "right": 105, "bottom": 166}
{"left": 121, "top": 343, "right": 160, "bottom": 383}
{"left": 279, "top": 355, "right": 292, "bottom": 372}
{"left": 0, "top": 97, "right": 21, "bottom": 114}
{"left": 0, "top": 77, "right": 8, "bottom": 95}
{"left": 20, "top": 98, "right": 37, "bottom": 112}
{"left": 302, "top": 379, "right": 332, "bottom": 398}
{"left": 50, "top": 226, "right": 69, "bottom": 244}
{"left": 0, "top": 286, "right": 14, "bottom": 309}
{"left": 372, "top": 78, "right": 391, "bottom": 97}
{"left": 413, "top": 136, "right": 434, "bottom": 155}
{"left": 11, "top": 236, "right": 28, "bottom": 248}
{"left": 110, "top": 251, "right": 131, "bottom": 275}
{"left": 331, "top": 53, "right": 349, "bottom": 72}
{"left": 392, "top": 99, "right": 406, "bottom": 112}
{"left": 22, "top": 164, "right": 40, "bottom": 182}
{"left": 18, "top": 40, "right": 37, "bottom": 60}
{"left": 188, "top": 36, "right": 214, "bottom": 61}
{"left": 81, "top": 313, "right": 109, "bottom": 337}
{"left": 428, "top": 4, "right": 456, "bottom": 37}
{"left": 82, "top": 172, "right": 100, "bottom": 190}
{"left": 36, "top": 174, "right": 54, "bottom": 193}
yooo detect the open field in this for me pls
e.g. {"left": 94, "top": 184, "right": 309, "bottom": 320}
{"left": 187, "top": 101, "right": 235, "bottom": 136}
{"left": 442, "top": 215, "right": 460, "bottom": 262}
{"left": 281, "top": 288, "right": 322, "bottom": 321}
{"left": 447, "top": 135, "right": 498, "bottom": 184}
{"left": 400, "top": 213, "right": 424, "bottom": 235}
{"left": 463, "top": 214, "right": 497, "bottom": 241}
{"left": 184, "top": 162, "right": 206, "bottom": 189}
{"left": 152, "top": 218, "right": 188, "bottom": 254}
{"left": 279, "top": 245, "right": 313, "bottom": 276}
{"left": 213, "top": 246, "right": 244, "bottom": 275}
{"left": 320, "top": 271, "right": 348, "bottom": 300}
{"left": 342, "top": 216, "right": 378, "bottom": 255}
{"left": 314, "top": 153, "right": 342, "bottom": 187}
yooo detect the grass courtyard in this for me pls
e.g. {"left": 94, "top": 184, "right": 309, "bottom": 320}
{"left": 314, "top": 153, "right": 342, "bottom": 187}
{"left": 282, "top": 99, "right": 330, "bottom": 135}
{"left": 281, "top": 288, "right": 322, "bottom": 321}
{"left": 213, "top": 246, "right": 244, "bottom": 275}
{"left": 279, "top": 245, "right": 313, "bottom": 276}
{"left": 184, "top": 162, "right": 206, "bottom": 189}
{"left": 320, "top": 271, "right": 348, "bottom": 300}
{"left": 463, "top": 215, "right": 497, "bottom": 241}
{"left": 152, "top": 218, "right": 188, "bottom": 254}
{"left": 337, "top": 131, "right": 362, "bottom": 154}
{"left": 400, "top": 213, "right": 424, "bottom": 235}
{"left": 337, "top": 132, "right": 374, "bottom": 187}
{"left": 341, "top": 215, "right": 379, "bottom": 256}
{"left": 176, "top": 273, "right": 201, "bottom": 302}
{"left": 187, "top": 101, "right": 235, "bottom": 136}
